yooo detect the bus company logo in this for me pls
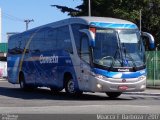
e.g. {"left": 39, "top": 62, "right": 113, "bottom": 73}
{"left": 40, "top": 54, "right": 58, "bottom": 64}
{"left": 118, "top": 69, "right": 129, "bottom": 72}
{"left": 122, "top": 79, "right": 126, "bottom": 82}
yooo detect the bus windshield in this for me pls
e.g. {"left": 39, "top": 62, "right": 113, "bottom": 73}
{"left": 93, "top": 28, "right": 145, "bottom": 69}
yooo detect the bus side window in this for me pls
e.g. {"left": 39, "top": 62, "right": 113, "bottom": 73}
{"left": 71, "top": 24, "right": 88, "bottom": 56}
{"left": 8, "top": 37, "right": 17, "bottom": 54}
{"left": 30, "top": 30, "right": 45, "bottom": 53}
{"left": 46, "top": 29, "right": 57, "bottom": 51}
{"left": 57, "top": 26, "right": 73, "bottom": 53}
{"left": 80, "top": 35, "right": 90, "bottom": 63}
{"left": 8, "top": 35, "right": 26, "bottom": 55}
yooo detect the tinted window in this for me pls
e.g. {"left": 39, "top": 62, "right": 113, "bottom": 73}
{"left": 71, "top": 24, "right": 88, "bottom": 55}
{"left": 8, "top": 35, "right": 26, "bottom": 55}
{"left": 81, "top": 35, "right": 90, "bottom": 63}
{"left": 57, "top": 26, "right": 72, "bottom": 53}
{"left": 30, "top": 29, "right": 45, "bottom": 52}
{"left": 46, "top": 28, "right": 57, "bottom": 50}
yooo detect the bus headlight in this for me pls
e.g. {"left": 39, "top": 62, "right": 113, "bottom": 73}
{"left": 139, "top": 76, "right": 146, "bottom": 81}
{"left": 97, "top": 84, "right": 102, "bottom": 89}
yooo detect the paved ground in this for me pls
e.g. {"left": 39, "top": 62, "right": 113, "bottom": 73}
{"left": 1, "top": 80, "right": 160, "bottom": 120}
{"left": 0, "top": 80, "right": 160, "bottom": 120}
{"left": 124, "top": 88, "right": 160, "bottom": 96}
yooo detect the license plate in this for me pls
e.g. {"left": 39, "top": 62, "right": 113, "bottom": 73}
{"left": 118, "top": 86, "right": 128, "bottom": 90}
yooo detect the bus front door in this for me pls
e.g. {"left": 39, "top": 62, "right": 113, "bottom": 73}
{"left": 80, "top": 35, "right": 91, "bottom": 91}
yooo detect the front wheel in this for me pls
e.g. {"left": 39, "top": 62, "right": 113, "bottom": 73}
{"left": 65, "top": 79, "right": 75, "bottom": 94}
{"left": 106, "top": 92, "right": 122, "bottom": 98}
{"left": 65, "top": 79, "right": 83, "bottom": 95}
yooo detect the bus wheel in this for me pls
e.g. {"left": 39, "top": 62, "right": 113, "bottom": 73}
{"left": 65, "top": 79, "right": 83, "bottom": 95}
{"left": 65, "top": 79, "right": 75, "bottom": 94}
{"left": 19, "top": 73, "right": 27, "bottom": 90}
{"left": 106, "top": 92, "right": 122, "bottom": 98}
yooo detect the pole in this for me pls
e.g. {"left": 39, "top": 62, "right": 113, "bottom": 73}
{"left": 88, "top": 0, "right": 91, "bottom": 16}
{"left": 155, "top": 47, "right": 158, "bottom": 86}
{"left": 140, "top": 9, "right": 142, "bottom": 32}
{"left": 24, "top": 19, "right": 34, "bottom": 31}
{"left": 154, "top": 50, "right": 156, "bottom": 86}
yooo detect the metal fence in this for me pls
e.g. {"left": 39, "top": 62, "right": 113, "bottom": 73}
{"left": 146, "top": 51, "right": 160, "bottom": 86}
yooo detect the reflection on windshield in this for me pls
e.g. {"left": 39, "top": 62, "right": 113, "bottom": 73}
{"left": 93, "top": 29, "right": 145, "bottom": 69}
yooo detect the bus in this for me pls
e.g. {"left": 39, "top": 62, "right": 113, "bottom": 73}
{"left": 7, "top": 17, "right": 155, "bottom": 98}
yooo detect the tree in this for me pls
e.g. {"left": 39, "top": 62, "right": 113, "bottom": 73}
{"left": 52, "top": 0, "right": 160, "bottom": 49}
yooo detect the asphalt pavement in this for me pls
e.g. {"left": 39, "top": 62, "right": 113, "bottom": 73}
{"left": 0, "top": 78, "right": 160, "bottom": 115}
{"left": 124, "top": 88, "right": 160, "bottom": 96}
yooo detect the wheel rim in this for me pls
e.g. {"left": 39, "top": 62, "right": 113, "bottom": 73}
{"left": 67, "top": 80, "right": 75, "bottom": 93}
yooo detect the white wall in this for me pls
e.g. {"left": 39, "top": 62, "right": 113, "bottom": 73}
{"left": 0, "top": 8, "right": 1, "bottom": 43}
{"left": 0, "top": 61, "right": 7, "bottom": 77}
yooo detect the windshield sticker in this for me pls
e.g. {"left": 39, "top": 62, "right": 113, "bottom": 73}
{"left": 90, "top": 22, "right": 138, "bottom": 29}
{"left": 119, "top": 33, "right": 138, "bottom": 43}
{"left": 96, "top": 30, "right": 114, "bottom": 33}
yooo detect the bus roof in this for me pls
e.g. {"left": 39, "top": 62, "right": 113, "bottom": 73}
{"left": 72, "top": 16, "right": 134, "bottom": 24}
{"left": 10, "top": 16, "right": 137, "bottom": 38}
{"left": 45, "top": 16, "right": 137, "bottom": 29}
{"left": 75, "top": 17, "right": 137, "bottom": 29}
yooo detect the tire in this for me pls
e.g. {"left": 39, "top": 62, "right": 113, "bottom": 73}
{"left": 106, "top": 92, "right": 122, "bottom": 98}
{"left": 19, "top": 74, "right": 37, "bottom": 91}
{"left": 65, "top": 78, "right": 83, "bottom": 95}
{"left": 65, "top": 79, "right": 75, "bottom": 94}
{"left": 19, "top": 73, "right": 28, "bottom": 90}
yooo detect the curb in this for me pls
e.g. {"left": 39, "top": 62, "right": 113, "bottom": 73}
{"left": 0, "top": 78, "right": 7, "bottom": 81}
{"left": 147, "top": 86, "right": 160, "bottom": 89}
{"left": 123, "top": 92, "right": 160, "bottom": 96}
{"left": 123, "top": 86, "right": 160, "bottom": 96}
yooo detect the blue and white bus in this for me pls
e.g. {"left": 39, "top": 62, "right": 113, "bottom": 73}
{"left": 7, "top": 17, "right": 154, "bottom": 98}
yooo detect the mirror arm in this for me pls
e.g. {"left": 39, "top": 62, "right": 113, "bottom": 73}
{"left": 79, "top": 29, "right": 95, "bottom": 47}
{"left": 142, "top": 32, "right": 155, "bottom": 49}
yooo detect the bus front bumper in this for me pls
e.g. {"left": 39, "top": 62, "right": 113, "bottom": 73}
{"left": 91, "top": 76, "right": 146, "bottom": 92}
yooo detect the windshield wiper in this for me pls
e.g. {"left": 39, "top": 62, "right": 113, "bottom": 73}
{"left": 110, "top": 32, "right": 137, "bottom": 69}
{"left": 122, "top": 43, "right": 137, "bottom": 69}
{"left": 109, "top": 32, "right": 123, "bottom": 69}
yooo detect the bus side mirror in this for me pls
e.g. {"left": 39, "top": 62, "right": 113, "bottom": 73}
{"left": 79, "top": 29, "right": 95, "bottom": 47}
{"left": 142, "top": 32, "right": 155, "bottom": 49}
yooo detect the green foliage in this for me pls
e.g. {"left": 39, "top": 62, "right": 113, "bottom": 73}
{"left": 52, "top": 0, "right": 160, "bottom": 49}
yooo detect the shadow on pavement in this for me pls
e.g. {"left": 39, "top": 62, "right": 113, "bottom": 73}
{"left": 0, "top": 86, "right": 133, "bottom": 101}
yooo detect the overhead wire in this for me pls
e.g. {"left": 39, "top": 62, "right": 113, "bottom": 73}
{"left": 0, "top": 11, "right": 24, "bottom": 41}
{"left": 1, "top": 11, "right": 24, "bottom": 22}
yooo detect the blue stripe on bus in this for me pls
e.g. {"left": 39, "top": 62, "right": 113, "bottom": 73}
{"left": 90, "top": 22, "right": 138, "bottom": 29}
{"left": 93, "top": 68, "right": 146, "bottom": 78}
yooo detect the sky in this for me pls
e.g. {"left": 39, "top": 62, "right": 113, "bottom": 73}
{"left": 0, "top": 0, "right": 82, "bottom": 42}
